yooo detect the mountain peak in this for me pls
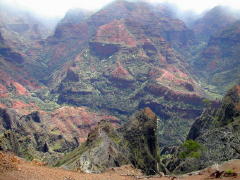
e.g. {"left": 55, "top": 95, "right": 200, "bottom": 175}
{"left": 61, "top": 8, "right": 92, "bottom": 24}
{"left": 193, "top": 5, "right": 239, "bottom": 39}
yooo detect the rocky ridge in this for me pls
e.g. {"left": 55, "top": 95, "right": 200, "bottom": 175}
{"left": 161, "top": 83, "right": 240, "bottom": 174}
{"left": 56, "top": 108, "right": 163, "bottom": 175}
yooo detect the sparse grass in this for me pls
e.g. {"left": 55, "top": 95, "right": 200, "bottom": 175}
{"left": 54, "top": 143, "right": 88, "bottom": 167}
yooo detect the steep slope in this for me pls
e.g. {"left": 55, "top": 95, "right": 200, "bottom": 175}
{"left": 123, "top": 107, "right": 164, "bottom": 174}
{"left": 0, "top": 106, "right": 120, "bottom": 163}
{"left": 41, "top": 0, "right": 205, "bottom": 146}
{"left": 193, "top": 21, "right": 240, "bottom": 94}
{"left": 0, "top": 4, "right": 58, "bottom": 113}
{"left": 56, "top": 120, "right": 129, "bottom": 173}
{"left": 56, "top": 108, "right": 163, "bottom": 175}
{"left": 0, "top": 5, "right": 122, "bottom": 163}
{"left": 0, "top": 2, "right": 59, "bottom": 85}
{"left": 163, "top": 84, "right": 240, "bottom": 174}
{"left": 0, "top": 108, "right": 78, "bottom": 164}
{"left": 0, "top": 31, "right": 43, "bottom": 113}
{"left": 192, "top": 6, "right": 239, "bottom": 41}
{"left": 0, "top": 3, "right": 51, "bottom": 57}
{"left": 36, "top": 9, "right": 91, "bottom": 78}
{"left": 186, "top": 84, "right": 240, "bottom": 171}
{"left": 0, "top": 33, "right": 120, "bottom": 161}
{"left": 38, "top": 0, "right": 194, "bottom": 78}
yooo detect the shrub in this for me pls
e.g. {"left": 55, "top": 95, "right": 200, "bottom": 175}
{"left": 225, "top": 169, "right": 234, "bottom": 174}
{"left": 179, "top": 140, "right": 203, "bottom": 159}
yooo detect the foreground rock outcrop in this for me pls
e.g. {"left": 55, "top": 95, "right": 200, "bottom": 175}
{"left": 56, "top": 108, "right": 163, "bottom": 175}
{"left": 123, "top": 107, "right": 164, "bottom": 175}
{"left": 162, "top": 84, "right": 240, "bottom": 174}
{"left": 56, "top": 120, "right": 130, "bottom": 173}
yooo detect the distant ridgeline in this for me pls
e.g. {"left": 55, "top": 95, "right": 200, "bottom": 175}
{"left": 0, "top": 0, "right": 240, "bottom": 176}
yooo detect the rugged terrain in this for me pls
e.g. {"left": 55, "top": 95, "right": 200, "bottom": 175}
{"left": 0, "top": 0, "right": 240, "bottom": 178}
{"left": 161, "top": 83, "right": 240, "bottom": 174}
{"left": 41, "top": 0, "right": 206, "bottom": 146}
{"left": 55, "top": 108, "right": 161, "bottom": 175}
{"left": 190, "top": 7, "right": 240, "bottom": 95}
{"left": 0, "top": 0, "right": 208, "bottom": 148}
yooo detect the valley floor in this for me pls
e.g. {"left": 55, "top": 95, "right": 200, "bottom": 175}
{"left": 0, "top": 153, "right": 239, "bottom": 180}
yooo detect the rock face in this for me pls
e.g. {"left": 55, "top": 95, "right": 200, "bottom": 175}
{"left": 123, "top": 107, "right": 163, "bottom": 175}
{"left": 0, "top": 33, "right": 24, "bottom": 64}
{"left": 163, "top": 84, "right": 240, "bottom": 174}
{"left": 56, "top": 120, "right": 130, "bottom": 173}
{"left": 190, "top": 9, "right": 240, "bottom": 95}
{"left": 0, "top": 108, "right": 78, "bottom": 164}
{"left": 0, "top": 106, "right": 120, "bottom": 164}
{"left": 56, "top": 108, "right": 163, "bottom": 174}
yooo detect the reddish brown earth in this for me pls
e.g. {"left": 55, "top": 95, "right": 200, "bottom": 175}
{"left": 0, "top": 152, "right": 239, "bottom": 180}
{"left": 47, "top": 106, "right": 120, "bottom": 142}
{"left": 0, "top": 83, "right": 8, "bottom": 98}
{"left": 95, "top": 20, "right": 137, "bottom": 47}
{"left": 110, "top": 62, "right": 134, "bottom": 81}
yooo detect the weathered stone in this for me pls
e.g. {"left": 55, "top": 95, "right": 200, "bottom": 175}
{"left": 123, "top": 108, "right": 164, "bottom": 175}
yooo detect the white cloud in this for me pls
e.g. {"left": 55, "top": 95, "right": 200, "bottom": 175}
{"left": 2, "top": 0, "right": 240, "bottom": 17}
{"left": 2, "top": 0, "right": 114, "bottom": 17}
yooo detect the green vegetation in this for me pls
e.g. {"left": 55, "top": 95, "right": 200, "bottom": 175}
{"left": 225, "top": 169, "right": 235, "bottom": 174}
{"left": 179, "top": 140, "right": 203, "bottom": 159}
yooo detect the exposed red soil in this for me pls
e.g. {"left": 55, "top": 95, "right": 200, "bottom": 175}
{"left": 111, "top": 62, "right": 133, "bottom": 81}
{"left": 0, "top": 152, "right": 239, "bottom": 180}
{"left": 0, "top": 83, "right": 8, "bottom": 97}
{"left": 0, "top": 68, "right": 39, "bottom": 90}
{"left": 156, "top": 67, "right": 192, "bottom": 87}
{"left": 12, "top": 82, "right": 28, "bottom": 95}
{"left": 11, "top": 100, "right": 40, "bottom": 115}
{"left": 0, "top": 102, "right": 120, "bottom": 142}
{"left": 143, "top": 107, "right": 156, "bottom": 120}
{"left": 0, "top": 152, "right": 19, "bottom": 174}
{"left": 48, "top": 106, "right": 120, "bottom": 141}
{"left": 95, "top": 20, "right": 137, "bottom": 47}
{"left": 148, "top": 65, "right": 201, "bottom": 101}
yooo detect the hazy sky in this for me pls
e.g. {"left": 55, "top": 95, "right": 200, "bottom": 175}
{"left": 2, "top": 0, "right": 240, "bottom": 17}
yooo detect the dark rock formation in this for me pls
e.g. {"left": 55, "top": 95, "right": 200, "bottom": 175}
{"left": 123, "top": 107, "right": 164, "bottom": 175}
{"left": 0, "top": 108, "right": 78, "bottom": 164}
{"left": 0, "top": 108, "right": 19, "bottom": 130}
{"left": 163, "top": 84, "right": 240, "bottom": 174}
{"left": 56, "top": 108, "right": 164, "bottom": 175}
{"left": 89, "top": 42, "right": 120, "bottom": 58}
